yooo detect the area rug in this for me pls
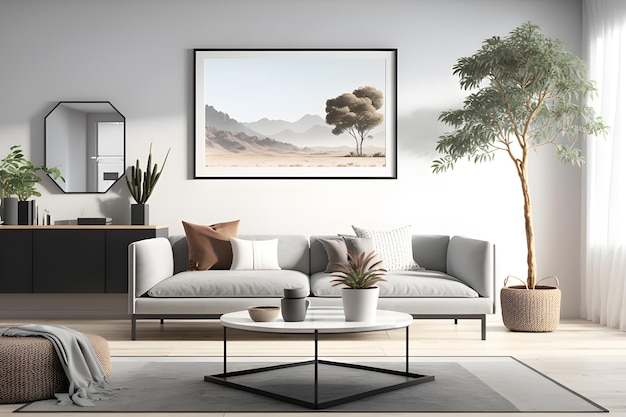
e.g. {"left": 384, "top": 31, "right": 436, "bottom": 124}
{"left": 16, "top": 356, "right": 607, "bottom": 413}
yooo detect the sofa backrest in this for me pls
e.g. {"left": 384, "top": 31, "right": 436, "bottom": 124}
{"left": 309, "top": 234, "right": 451, "bottom": 274}
{"left": 169, "top": 235, "right": 189, "bottom": 274}
{"left": 412, "top": 235, "right": 450, "bottom": 272}
{"left": 168, "top": 234, "right": 310, "bottom": 274}
{"left": 447, "top": 236, "right": 495, "bottom": 299}
{"left": 168, "top": 233, "right": 456, "bottom": 275}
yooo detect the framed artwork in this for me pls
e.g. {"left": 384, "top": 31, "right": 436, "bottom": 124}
{"left": 194, "top": 49, "right": 397, "bottom": 179}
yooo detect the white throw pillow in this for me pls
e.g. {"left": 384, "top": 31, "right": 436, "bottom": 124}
{"left": 229, "top": 238, "right": 281, "bottom": 270}
{"left": 352, "top": 225, "right": 424, "bottom": 271}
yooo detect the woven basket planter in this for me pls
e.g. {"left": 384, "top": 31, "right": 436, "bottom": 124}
{"left": 500, "top": 276, "right": 561, "bottom": 332}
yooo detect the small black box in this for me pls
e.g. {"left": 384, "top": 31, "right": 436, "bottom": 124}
{"left": 77, "top": 217, "right": 111, "bottom": 225}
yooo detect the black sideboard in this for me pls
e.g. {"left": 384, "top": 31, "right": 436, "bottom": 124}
{"left": 0, "top": 225, "right": 168, "bottom": 293}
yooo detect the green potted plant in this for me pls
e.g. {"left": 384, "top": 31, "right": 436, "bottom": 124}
{"left": 432, "top": 22, "right": 608, "bottom": 332}
{"left": 126, "top": 144, "right": 170, "bottom": 225}
{"left": 0, "top": 145, "right": 63, "bottom": 225}
{"left": 331, "top": 250, "right": 387, "bottom": 321}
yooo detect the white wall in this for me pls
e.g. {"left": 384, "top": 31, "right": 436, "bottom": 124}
{"left": 0, "top": 0, "right": 584, "bottom": 318}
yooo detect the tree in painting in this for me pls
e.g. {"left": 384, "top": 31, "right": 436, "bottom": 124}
{"left": 325, "top": 86, "right": 384, "bottom": 156}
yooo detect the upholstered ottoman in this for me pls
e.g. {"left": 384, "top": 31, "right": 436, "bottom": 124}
{"left": 0, "top": 333, "right": 111, "bottom": 404}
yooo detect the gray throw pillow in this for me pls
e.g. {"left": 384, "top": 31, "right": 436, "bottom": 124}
{"left": 318, "top": 238, "right": 346, "bottom": 273}
{"left": 319, "top": 236, "right": 385, "bottom": 273}
{"left": 344, "top": 236, "right": 386, "bottom": 270}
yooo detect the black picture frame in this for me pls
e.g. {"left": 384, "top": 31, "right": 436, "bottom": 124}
{"left": 194, "top": 49, "right": 397, "bottom": 179}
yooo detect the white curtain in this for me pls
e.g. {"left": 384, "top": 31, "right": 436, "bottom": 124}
{"left": 582, "top": 0, "right": 626, "bottom": 330}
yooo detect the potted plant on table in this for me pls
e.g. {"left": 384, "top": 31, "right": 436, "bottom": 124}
{"left": 432, "top": 22, "right": 608, "bottom": 332}
{"left": 126, "top": 144, "right": 170, "bottom": 225}
{"left": 0, "top": 145, "right": 63, "bottom": 225}
{"left": 331, "top": 250, "right": 387, "bottom": 322}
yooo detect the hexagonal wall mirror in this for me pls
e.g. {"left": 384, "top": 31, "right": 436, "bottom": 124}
{"left": 44, "top": 101, "right": 125, "bottom": 193}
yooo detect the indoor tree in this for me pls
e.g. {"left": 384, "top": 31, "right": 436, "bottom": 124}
{"left": 433, "top": 22, "right": 608, "bottom": 290}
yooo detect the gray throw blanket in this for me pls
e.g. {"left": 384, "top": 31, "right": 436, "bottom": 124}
{"left": 0, "top": 324, "right": 120, "bottom": 406}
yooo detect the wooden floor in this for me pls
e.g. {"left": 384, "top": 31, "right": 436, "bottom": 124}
{"left": 1, "top": 314, "right": 625, "bottom": 416}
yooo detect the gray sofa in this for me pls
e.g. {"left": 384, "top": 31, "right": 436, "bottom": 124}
{"left": 128, "top": 234, "right": 495, "bottom": 340}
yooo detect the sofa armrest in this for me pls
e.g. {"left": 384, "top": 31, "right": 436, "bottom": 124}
{"left": 446, "top": 236, "right": 495, "bottom": 303}
{"left": 128, "top": 237, "right": 174, "bottom": 304}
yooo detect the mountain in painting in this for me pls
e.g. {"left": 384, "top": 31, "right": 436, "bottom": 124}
{"left": 204, "top": 105, "right": 260, "bottom": 137}
{"left": 243, "top": 114, "right": 326, "bottom": 137}
{"left": 205, "top": 127, "right": 312, "bottom": 155}
{"left": 204, "top": 105, "right": 385, "bottom": 153}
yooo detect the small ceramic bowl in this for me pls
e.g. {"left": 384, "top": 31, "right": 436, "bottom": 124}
{"left": 247, "top": 306, "right": 280, "bottom": 322}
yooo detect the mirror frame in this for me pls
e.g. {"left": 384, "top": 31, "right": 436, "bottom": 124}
{"left": 44, "top": 101, "right": 126, "bottom": 193}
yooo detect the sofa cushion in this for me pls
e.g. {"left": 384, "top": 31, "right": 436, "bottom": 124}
{"left": 147, "top": 270, "right": 310, "bottom": 298}
{"left": 182, "top": 220, "right": 239, "bottom": 270}
{"left": 310, "top": 270, "right": 479, "bottom": 298}
{"left": 230, "top": 238, "right": 281, "bottom": 270}
{"left": 352, "top": 225, "right": 424, "bottom": 271}
{"left": 318, "top": 236, "right": 382, "bottom": 273}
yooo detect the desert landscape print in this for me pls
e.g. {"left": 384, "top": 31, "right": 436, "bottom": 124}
{"left": 195, "top": 50, "right": 396, "bottom": 177}
{"left": 203, "top": 100, "right": 385, "bottom": 168}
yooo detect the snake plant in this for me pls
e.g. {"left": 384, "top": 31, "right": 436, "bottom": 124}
{"left": 126, "top": 144, "right": 170, "bottom": 204}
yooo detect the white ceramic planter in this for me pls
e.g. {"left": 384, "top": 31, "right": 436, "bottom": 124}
{"left": 341, "top": 287, "right": 380, "bottom": 322}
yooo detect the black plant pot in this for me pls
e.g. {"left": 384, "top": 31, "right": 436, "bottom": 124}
{"left": 1, "top": 197, "right": 18, "bottom": 225}
{"left": 131, "top": 204, "right": 149, "bottom": 225}
{"left": 18, "top": 200, "right": 36, "bottom": 225}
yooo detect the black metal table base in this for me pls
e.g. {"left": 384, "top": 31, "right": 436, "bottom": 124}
{"left": 204, "top": 358, "right": 433, "bottom": 409}
{"left": 204, "top": 326, "right": 435, "bottom": 409}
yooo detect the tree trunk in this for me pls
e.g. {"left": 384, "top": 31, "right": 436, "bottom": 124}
{"left": 353, "top": 137, "right": 360, "bottom": 156}
{"left": 517, "top": 158, "right": 537, "bottom": 289}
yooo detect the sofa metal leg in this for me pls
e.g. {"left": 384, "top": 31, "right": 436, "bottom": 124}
{"left": 160, "top": 319, "right": 164, "bottom": 325}
{"left": 131, "top": 317, "right": 137, "bottom": 341}
{"left": 454, "top": 318, "right": 458, "bottom": 325}
{"left": 480, "top": 315, "right": 486, "bottom": 340}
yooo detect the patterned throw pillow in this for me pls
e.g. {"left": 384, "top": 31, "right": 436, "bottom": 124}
{"left": 352, "top": 225, "right": 424, "bottom": 271}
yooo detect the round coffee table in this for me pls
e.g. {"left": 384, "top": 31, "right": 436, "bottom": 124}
{"left": 204, "top": 307, "right": 434, "bottom": 409}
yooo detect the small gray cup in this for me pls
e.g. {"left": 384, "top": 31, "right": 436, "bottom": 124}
{"left": 283, "top": 287, "right": 309, "bottom": 299}
{"left": 281, "top": 297, "right": 310, "bottom": 322}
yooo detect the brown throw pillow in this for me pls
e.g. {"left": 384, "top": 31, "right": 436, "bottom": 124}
{"left": 182, "top": 220, "right": 240, "bottom": 270}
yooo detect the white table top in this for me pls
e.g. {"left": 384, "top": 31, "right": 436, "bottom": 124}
{"left": 220, "top": 307, "right": 413, "bottom": 334}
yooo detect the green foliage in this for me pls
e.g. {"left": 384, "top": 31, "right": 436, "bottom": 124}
{"left": 330, "top": 250, "right": 387, "bottom": 289}
{"left": 0, "top": 145, "right": 64, "bottom": 200}
{"left": 126, "top": 144, "right": 170, "bottom": 204}
{"left": 432, "top": 22, "right": 608, "bottom": 174}
{"left": 326, "top": 86, "right": 384, "bottom": 156}
{"left": 432, "top": 22, "right": 609, "bottom": 288}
